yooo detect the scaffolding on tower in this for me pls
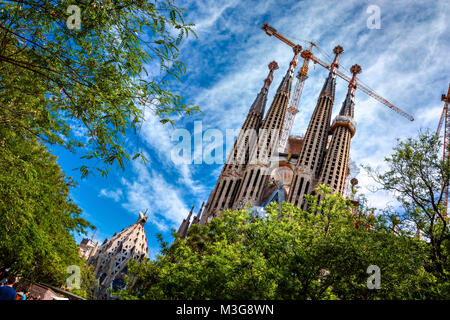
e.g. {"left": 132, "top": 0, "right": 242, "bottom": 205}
{"left": 435, "top": 84, "right": 450, "bottom": 216}
{"left": 279, "top": 43, "right": 315, "bottom": 151}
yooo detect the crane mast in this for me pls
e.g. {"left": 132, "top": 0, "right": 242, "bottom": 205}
{"left": 436, "top": 84, "right": 450, "bottom": 216}
{"left": 437, "top": 104, "right": 446, "bottom": 137}
{"left": 261, "top": 23, "right": 415, "bottom": 123}
{"left": 279, "top": 45, "right": 314, "bottom": 151}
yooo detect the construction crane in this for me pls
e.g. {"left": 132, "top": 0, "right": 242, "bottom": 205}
{"left": 262, "top": 23, "right": 415, "bottom": 126}
{"left": 279, "top": 42, "right": 315, "bottom": 151}
{"left": 435, "top": 84, "right": 450, "bottom": 216}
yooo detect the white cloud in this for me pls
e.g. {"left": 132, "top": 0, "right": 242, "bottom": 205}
{"left": 120, "top": 160, "right": 192, "bottom": 231}
{"left": 190, "top": 0, "right": 240, "bottom": 33}
{"left": 139, "top": 109, "right": 206, "bottom": 196}
{"left": 99, "top": 189, "right": 123, "bottom": 202}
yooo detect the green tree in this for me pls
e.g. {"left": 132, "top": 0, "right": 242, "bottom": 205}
{"left": 117, "top": 186, "right": 435, "bottom": 300}
{"left": 0, "top": 0, "right": 198, "bottom": 177}
{"left": 0, "top": 126, "right": 94, "bottom": 288}
{"left": 67, "top": 263, "right": 98, "bottom": 299}
{"left": 365, "top": 131, "right": 450, "bottom": 293}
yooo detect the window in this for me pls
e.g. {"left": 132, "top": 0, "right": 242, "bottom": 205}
{"left": 112, "top": 278, "right": 126, "bottom": 291}
{"left": 99, "top": 273, "right": 107, "bottom": 285}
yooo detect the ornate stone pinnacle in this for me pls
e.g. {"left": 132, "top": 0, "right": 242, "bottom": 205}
{"left": 263, "top": 61, "right": 279, "bottom": 91}
{"left": 330, "top": 46, "right": 344, "bottom": 70}
{"left": 292, "top": 44, "right": 302, "bottom": 55}
{"left": 333, "top": 45, "right": 344, "bottom": 55}
{"left": 348, "top": 64, "right": 362, "bottom": 93}
{"left": 288, "top": 45, "right": 302, "bottom": 72}
{"left": 350, "top": 64, "right": 362, "bottom": 75}
{"left": 268, "top": 61, "right": 279, "bottom": 71}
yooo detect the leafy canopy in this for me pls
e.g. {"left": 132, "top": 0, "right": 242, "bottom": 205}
{"left": 0, "top": 126, "right": 94, "bottom": 291}
{"left": 0, "top": 0, "right": 199, "bottom": 177}
{"left": 365, "top": 131, "right": 450, "bottom": 284}
{"left": 118, "top": 186, "right": 437, "bottom": 300}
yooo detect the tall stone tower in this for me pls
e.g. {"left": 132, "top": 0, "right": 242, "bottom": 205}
{"left": 178, "top": 43, "right": 364, "bottom": 233}
{"left": 88, "top": 211, "right": 149, "bottom": 299}
{"left": 288, "top": 46, "right": 344, "bottom": 207}
{"left": 318, "top": 64, "right": 361, "bottom": 195}
{"left": 79, "top": 238, "right": 98, "bottom": 260}
{"left": 199, "top": 61, "right": 279, "bottom": 224}
{"left": 234, "top": 45, "right": 302, "bottom": 207}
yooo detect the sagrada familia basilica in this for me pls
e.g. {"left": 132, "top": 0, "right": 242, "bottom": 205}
{"left": 80, "top": 42, "right": 365, "bottom": 299}
{"left": 178, "top": 44, "right": 362, "bottom": 236}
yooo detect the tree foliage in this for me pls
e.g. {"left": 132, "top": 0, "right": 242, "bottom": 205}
{"left": 117, "top": 186, "right": 441, "bottom": 300}
{"left": 365, "top": 131, "right": 450, "bottom": 287}
{"left": 67, "top": 263, "right": 98, "bottom": 299}
{"left": 0, "top": 0, "right": 199, "bottom": 177}
{"left": 0, "top": 126, "right": 94, "bottom": 290}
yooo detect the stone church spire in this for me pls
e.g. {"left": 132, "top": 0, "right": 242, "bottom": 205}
{"left": 190, "top": 40, "right": 369, "bottom": 226}
{"left": 288, "top": 46, "right": 344, "bottom": 207}
{"left": 88, "top": 211, "right": 149, "bottom": 299}
{"left": 318, "top": 64, "right": 361, "bottom": 195}
{"left": 233, "top": 45, "right": 302, "bottom": 208}
{"left": 177, "top": 205, "right": 194, "bottom": 238}
{"left": 137, "top": 210, "right": 148, "bottom": 226}
{"left": 319, "top": 46, "right": 342, "bottom": 100}
{"left": 250, "top": 60, "right": 278, "bottom": 116}
{"left": 199, "top": 62, "right": 279, "bottom": 224}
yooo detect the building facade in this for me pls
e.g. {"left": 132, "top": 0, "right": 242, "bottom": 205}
{"left": 179, "top": 45, "right": 362, "bottom": 234}
{"left": 79, "top": 238, "right": 98, "bottom": 260}
{"left": 87, "top": 211, "right": 149, "bottom": 299}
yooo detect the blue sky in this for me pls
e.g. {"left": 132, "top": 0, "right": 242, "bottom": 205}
{"left": 50, "top": 0, "right": 449, "bottom": 259}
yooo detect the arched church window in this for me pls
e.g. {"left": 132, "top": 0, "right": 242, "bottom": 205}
{"left": 112, "top": 278, "right": 125, "bottom": 291}
{"left": 99, "top": 273, "right": 107, "bottom": 284}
